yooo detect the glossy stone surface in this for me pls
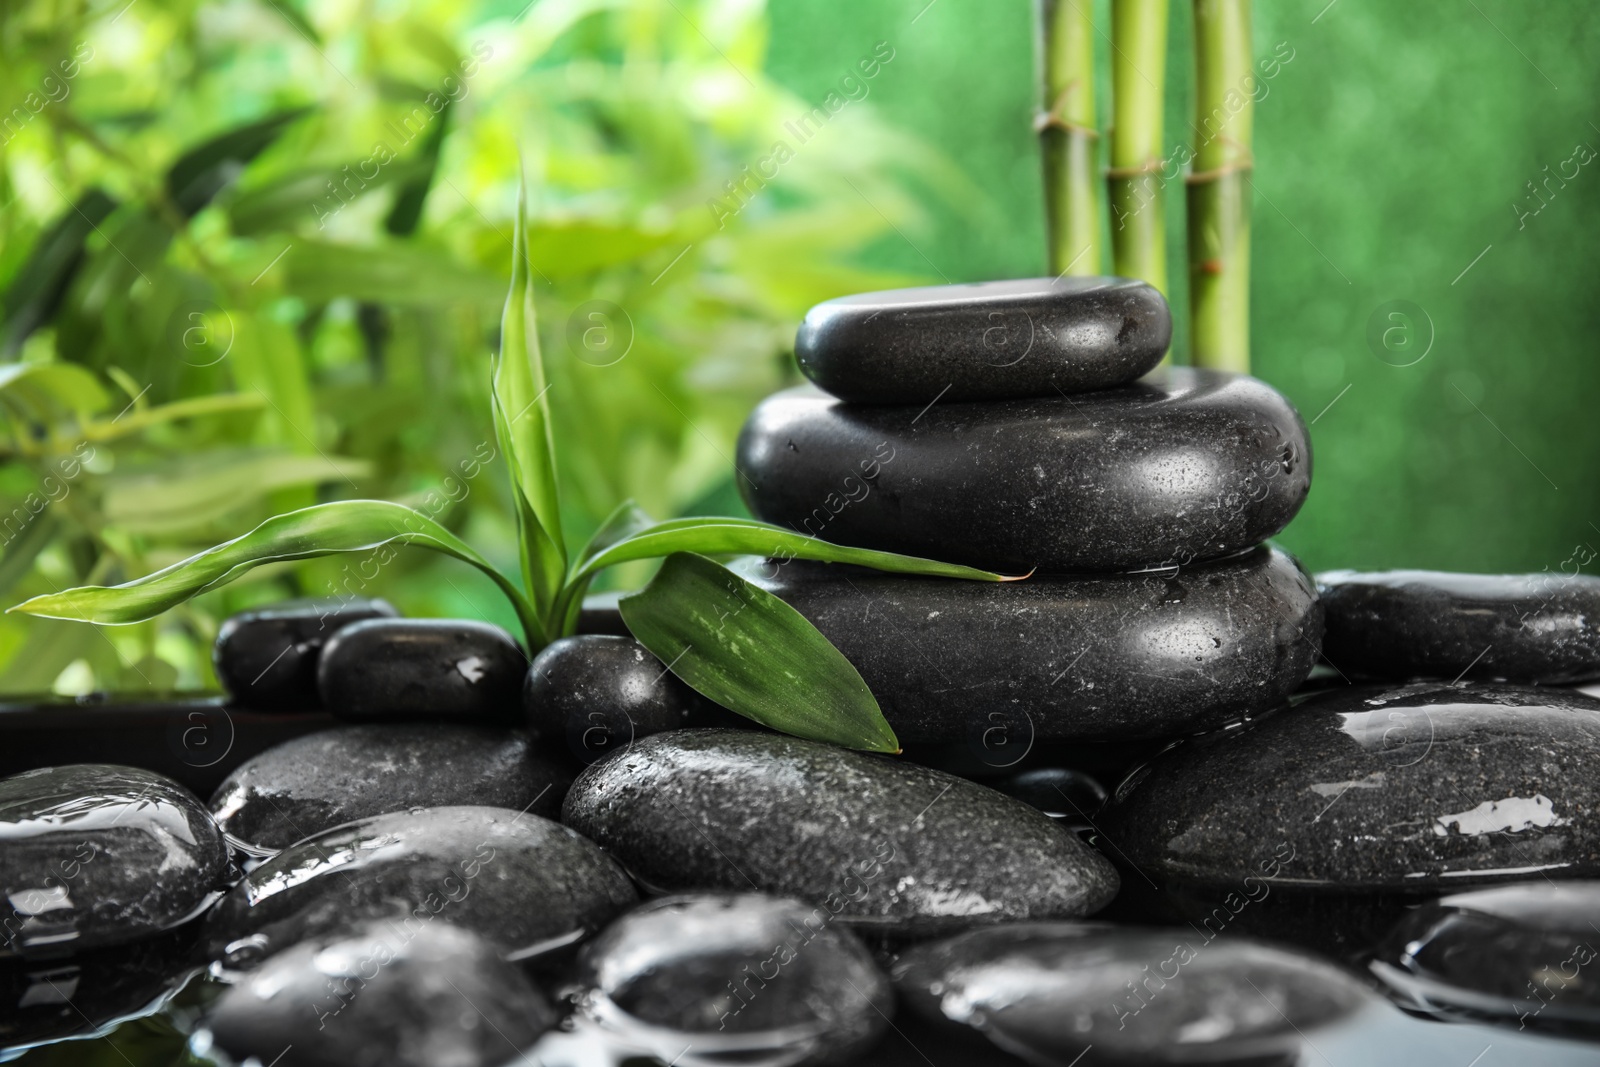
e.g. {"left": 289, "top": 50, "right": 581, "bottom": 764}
{"left": 0, "top": 765, "right": 229, "bottom": 957}
{"left": 525, "top": 635, "right": 708, "bottom": 765}
{"left": 318, "top": 619, "right": 525, "bottom": 723}
{"left": 746, "top": 546, "right": 1320, "bottom": 743}
{"left": 794, "top": 277, "right": 1170, "bottom": 404}
{"left": 736, "top": 368, "right": 1310, "bottom": 573}
{"left": 1371, "top": 882, "right": 1600, "bottom": 1030}
{"left": 562, "top": 730, "right": 1118, "bottom": 938}
{"left": 1101, "top": 683, "right": 1600, "bottom": 892}
{"left": 208, "top": 725, "right": 571, "bottom": 855}
{"left": 202, "top": 805, "right": 637, "bottom": 968}
{"left": 578, "top": 894, "right": 891, "bottom": 1066}
{"left": 893, "top": 924, "right": 1376, "bottom": 1065}
{"left": 214, "top": 598, "right": 397, "bottom": 709}
{"left": 202, "top": 921, "right": 555, "bottom": 1067}
{"left": 999, "top": 768, "right": 1108, "bottom": 825}
{"left": 1319, "top": 570, "right": 1600, "bottom": 685}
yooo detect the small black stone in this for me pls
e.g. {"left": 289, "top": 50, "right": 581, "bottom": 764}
{"left": 317, "top": 619, "right": 525, "bottom": 723}
{"left": 1319, "top": 569, "right": 1600, "bottom": 685}
{"left": 892, "top": 924, "right": 1376, "bottom": 1066}
{"left": 794, "top": 277, "right": 1170, "bottom": 403}
{"left": 0, "top": 765, "right": 229, "bottom": 957}
{"left": 749, "top": 545, "right": 1320, "bottom": 743}
{"left": 208, "top": 724, "right": 572, "bottom": 855}
{"left": 525, "top": 636, "right": 708, "bottom": 764}
{"left": 577, "top": 894, "right": 892, "bottom": 1066}
{"left": 562, "top": 730, "right": 1119, "bottom": 938}
{"left": 214, "top": 598, "right": 397, "bottom": 709}
{"left": 1100, "top": 682, "right": 1600, "bottom": 893}
{"left": 202, "top": 805, "right": 637, "bottom": 968}
{"left": 736, "top": 368, "right": 1310, "bottom": 573}
{"left": 202, "top": 920, "right": 556, "bottom": 1067}
{"left": 998, "top": 768, "right": 1108, "bottom": 825}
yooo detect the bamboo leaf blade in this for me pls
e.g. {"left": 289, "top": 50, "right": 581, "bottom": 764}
{"left": 619, "top": 552, "right": 899, "bottom": 753}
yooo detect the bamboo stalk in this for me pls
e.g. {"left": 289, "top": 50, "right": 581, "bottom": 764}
{"left": 1109, "top": 0, "right": 1169, "bottom": 295}
{"left": 1037, "top": 0, "right": 1100, "bottom": 276}
{"left": 1187, "top": 0, "right": 1253, "bottom": 371}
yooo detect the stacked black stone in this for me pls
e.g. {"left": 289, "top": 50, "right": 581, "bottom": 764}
{"left": 735, "top": 276, "right": 1318, "bottom": 746}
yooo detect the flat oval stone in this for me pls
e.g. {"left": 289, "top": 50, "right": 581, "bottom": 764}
{"left": 893, "top": 924, "right": 1376, "bottom": 1065}
{"left": 578, "top": 894, "right": 891, "bottom": 1066}
{"left": 736, "top": 368, "right": 1310, "bottom": 573}
{"left": 1100, "top": 683, "right": 1600, "bottom": 892}
{"left": 208, "top": 724, "right": 571, "bottom": 855}
{"left": 202, "top": 805, "right": 637, "bottom": 968}
{"left": 562, "top": 730, "right": 1118, "bottom": 938}
{"left": 201, "top": 921, "right": 555, "bottom": 1067}
{"left": 214, "top": 597, "right": 397, "bottom": 710}
{"left": 318, "top": 619, "right": 525, "bottom": 723}
{"left": 1371, "top": 881, "right": 1600, "bottom": 1031}
{"left": 747, "top": 545, "right": 1320, "bottom": 742}
{"left": 1319, "top": 570, "right": 1600, "bottom": 685}
{"left": 1, "top": 765, "right": 229, "bottom": 957}
{"left": 794, "top": 277, "right": 1170, "bottom": 403}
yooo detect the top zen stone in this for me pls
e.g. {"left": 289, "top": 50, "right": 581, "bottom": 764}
{"left": 794, "top": 277, "right": 1170, "bottom": 403}
{"left": 737, "top": 368, "right": 1309, "bottom": 573}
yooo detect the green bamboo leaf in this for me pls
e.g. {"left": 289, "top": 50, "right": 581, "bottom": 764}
{"left": 166, "top": 108, "right": 313, "bottom": 218}
{"left": 619, "top": 552, "right": 899, "bottom": 753}
{"left": 0, "top": 362, "right": 112, "bottom": 418}
{"left": 8, "top": 500, "right": 537, "bottom": 640}
{"left": 1, "top": 187, "right": 117, "bottom": 358}
{"left": 579, "top": 499, "right": 656, "bottom": 563}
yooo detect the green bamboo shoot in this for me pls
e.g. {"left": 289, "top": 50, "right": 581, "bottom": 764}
{"left": 1037, "top": 0, "right": 1100, "bottom": 276}
{"left": 1109, "top": 0, "right": 1169, "bottom": 295}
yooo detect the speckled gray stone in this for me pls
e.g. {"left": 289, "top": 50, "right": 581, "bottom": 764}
{"left": 744, "top": 545, "right": 1320, "bottom": 743}
{"left": 208, "top": 725, "right": 571, "bottom": 855}
{"left": 794, "top": 277, "right": 1170, "bottom": 404}
{"left": 1319, "top": 570, "right": 1600, "bottom": 685}
{"left": 578, "top": 894, "right": 891, "bottom": 1066}
{"left": 202, "top": 805, "right": 637, "bottom": 968}
{"left": 214, "top": 597, "right": 397, "bottom": 710}
{"left": 1100, "top": 683, "right": 1600, "bottom": 892}
{"left": 0, "top": 765, "right": 229, "bottom": 957}
{"left": 318, "top": 619, "right": 525, "bottom": 723}
{"left": 561, "top": 730, "right": 1119, "bottom": 938}
{"left": 736, "top": 368, "right": 1310, "bottom": 573}
{"left": 893, "top": 924, "right": 1376, "bottom": 1066}
{"left": 1371, "top": 881, "right": 1600, "bottom": 1031}
{"left": 202, "top": 921, "right": 555, "bottom": 1067}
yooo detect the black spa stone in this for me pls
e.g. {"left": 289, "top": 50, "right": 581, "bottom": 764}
{"left": 793, "top": 276, "right": 1170, "bottom": 404}
{"left": 561, "top": 730, "right": 1119, "bottom": 938}
{"left": 999, "top": 768, "right": 1109, "bottom": 824}
{"left": 214, "top": 597, "right": 397, "bottom": 709}
{"left": 0, "top": 764, "right": 229, "bottom": 957}
{"left": 736, "top": 368, "right": 1310, "bottom": 573}
{"left": 577, "top": 894, "right": 892, "bottom": 1066}
{"left": 1100, "top": 682, "right": 1600, "bottom": 893}
{"left": 201, "top": 921, "right": 555, "bottom": 1067}
{"left": 746, "top": 545, "right": 1320, "bottom": 743}
{"left": 1371, "top": 881, "right": 1600, "bottom": 1031}
{"left": 317, "top": 618, "right": 525, "bottom": 723}
{"left": 892, "top": 924, "right": 1376, "bottom": 1066}
{"left": 202, "top": 805, "right": 637, "bottom": 968}
{"left": 208, "top": 724, "right": 571, "bottom": 855}
{"left": 1318, "top": 569, "right": 1600, "bottom": 685}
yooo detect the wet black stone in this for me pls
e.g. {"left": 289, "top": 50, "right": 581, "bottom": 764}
{"left": 562, "top": 730, "right": 1118, "bottom": 938}
{"left": 318, "top": 619, "right": 525, "bottom": 723}
{"left": 736, "top": 368, "right": 1310, "bottom": 573}
{"left": 1100, "top": 683, "right": 1600, "bottom": 893}
{"left": 208, "top": 724, "right": 571, "bottom": 855}
{"left": 1319, "top": 570, "right": 1600, "bottom": 685}
{"left": 794, "top": 277, "right": 1170, "bottom": 404}
{"left": 0, "top": 765, "right": 230, "bottom": 957}
{"left": 1371, "top": 881, "right": 1600, "bottom": 1032}
{"left": 525, "top": 636, "right": 709, "bottom": 765}
{"left": 202, "top": 920, "right": 555, "bottom": 1067}
{"left": 215, "top": 598, "right": 397, "bottom": 710}
{"left": 999, "top": 769, "right": 1108, "bottom": 826}
{"left": 202, "top": 805, "right": 637, "bottom": 968}
{"left": 892, "top": 924, "right": 1376, "bottom": 1066}
{"left": 577, "top": 894, "right": 892, "bottom": 1066}
{"left": 747, "top": 545, "right": 1320, "bottom": 743}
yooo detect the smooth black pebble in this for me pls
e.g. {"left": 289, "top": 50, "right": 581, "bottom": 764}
{"left": 214, "top": 597, "right": 397, "bottom": 709}
{"left": 318, "top": 618, "right": 525, "bottom": 723}
{"left": 999, "top": 768, "right": 1108, "bottom": 826}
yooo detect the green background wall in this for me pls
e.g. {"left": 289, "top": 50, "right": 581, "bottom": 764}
{"left": 765, "top": 0, "right": 1600, "bottom": 576}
